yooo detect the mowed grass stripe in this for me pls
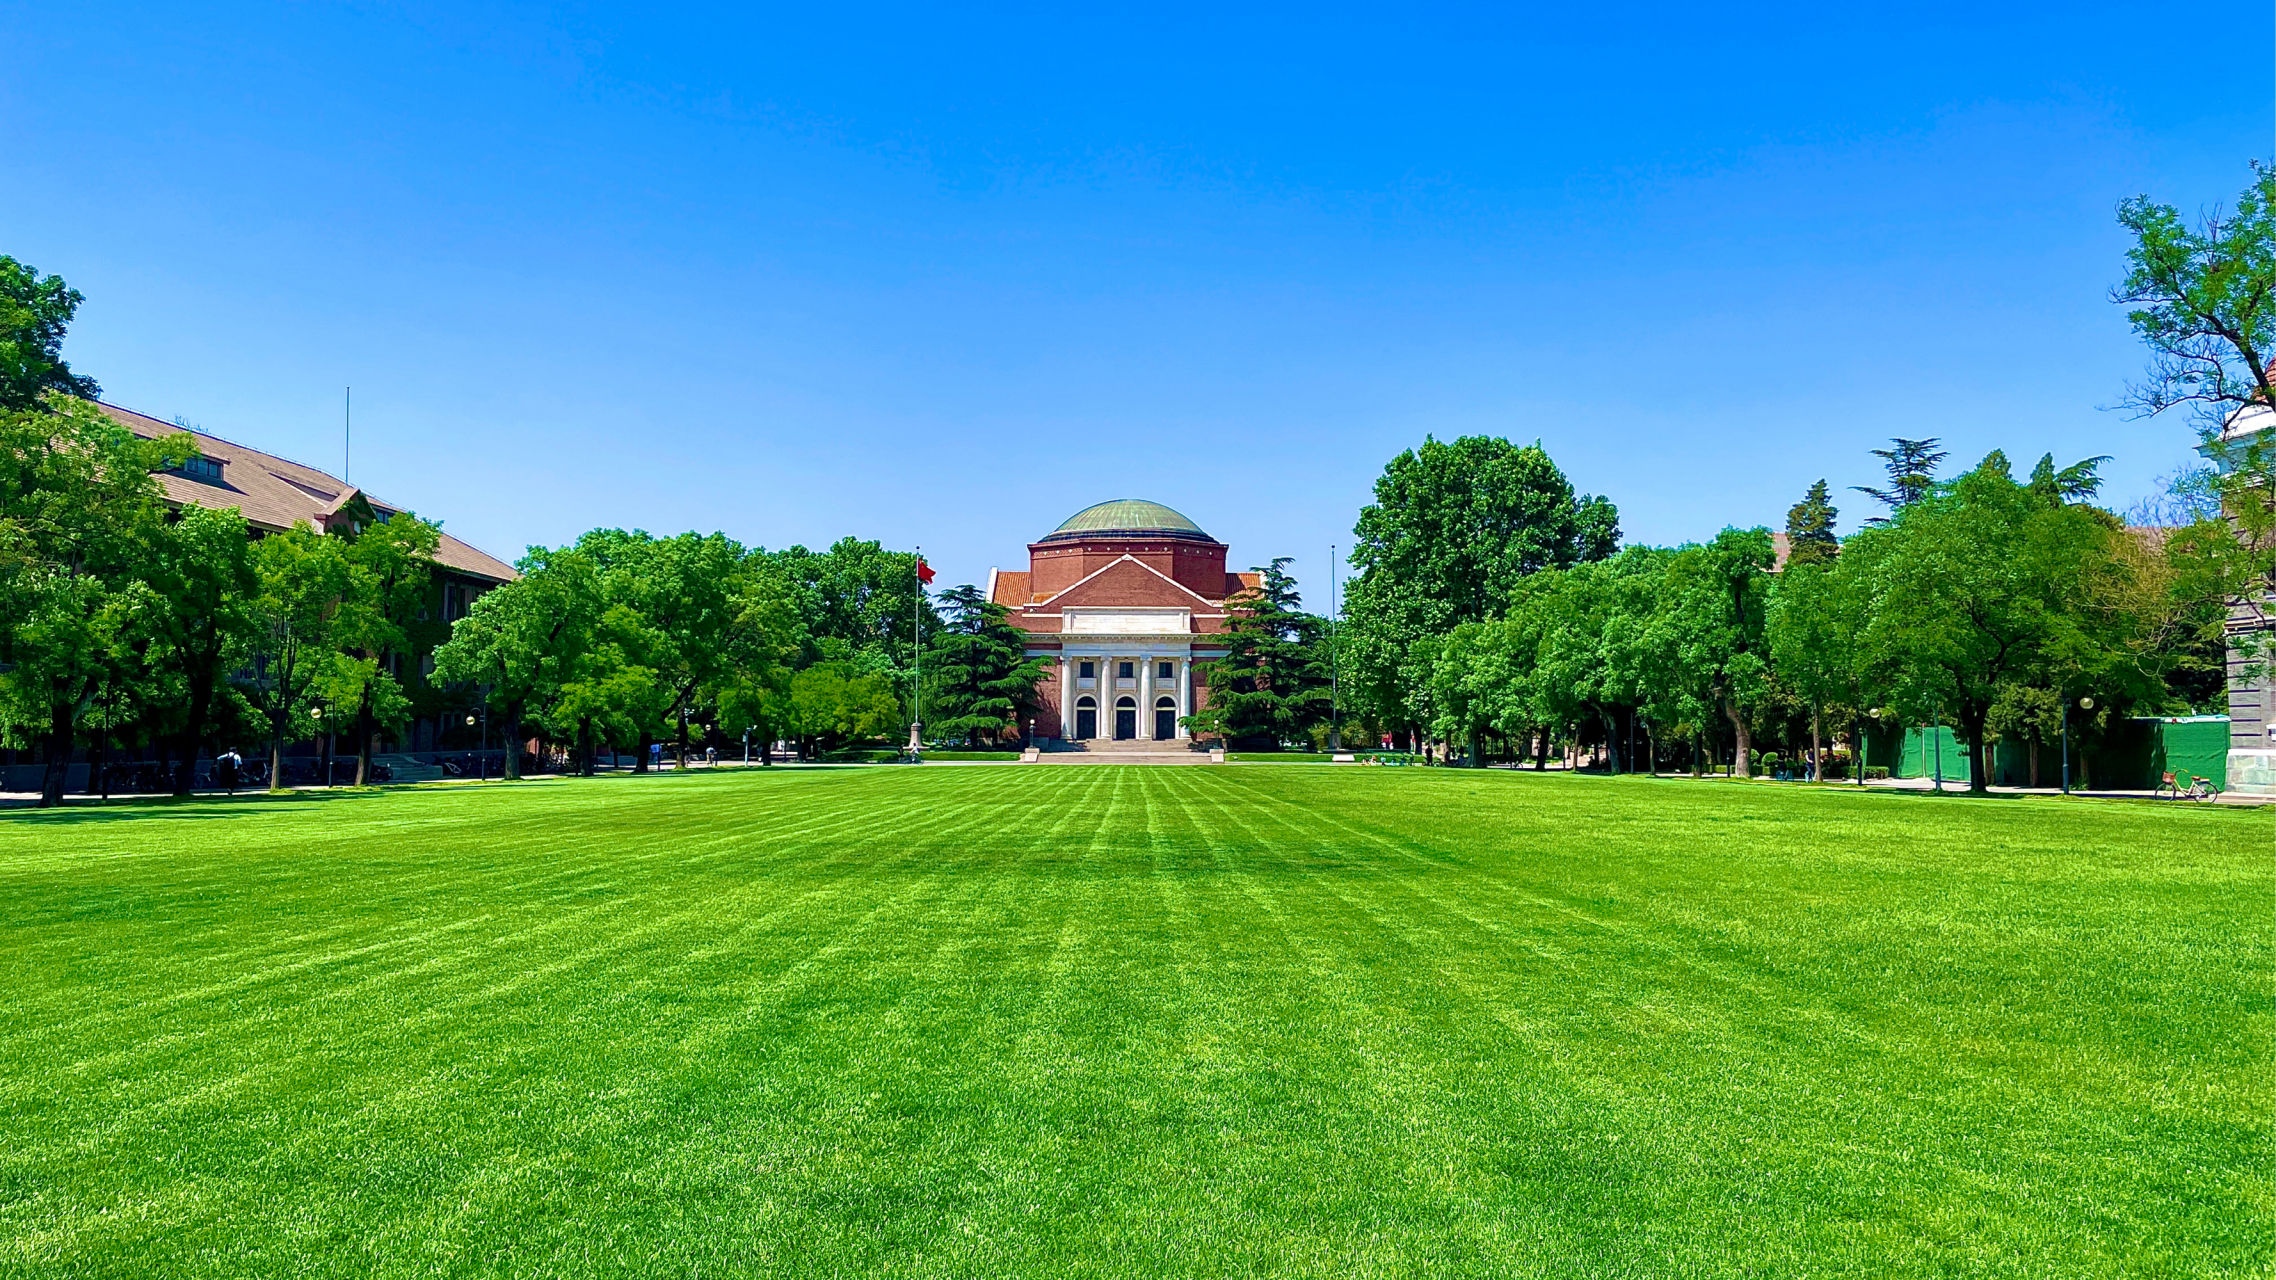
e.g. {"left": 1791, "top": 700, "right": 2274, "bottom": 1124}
{"left": 0, "top": 765, "right": 2263, "bottom": 1278}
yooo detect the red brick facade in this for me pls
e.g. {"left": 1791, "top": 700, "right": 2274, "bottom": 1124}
{"left": 989, "top": 500, "right": 1256, "bottom": 743}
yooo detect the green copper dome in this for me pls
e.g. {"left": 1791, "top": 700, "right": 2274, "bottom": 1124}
{"left": 1043, "top": 499, "right": 1212, "bottom": 543}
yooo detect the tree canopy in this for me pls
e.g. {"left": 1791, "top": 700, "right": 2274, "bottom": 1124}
{"left": 1344, "top": 436, "right": 1618, "bottom": 733}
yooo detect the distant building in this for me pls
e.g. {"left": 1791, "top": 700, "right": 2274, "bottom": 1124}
{"left": 106, "top": 402, "right": 518, "bottom": 755}
{"left": 989, "top": 500, "right": 1255, "bottom": 742}
{"left": 2201, "top": 407, "right": 2276, "bottom": 794}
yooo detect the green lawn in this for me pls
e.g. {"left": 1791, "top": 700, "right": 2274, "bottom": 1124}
{"left": 1, "top": 768, "right": 2264, "bottom": 1277}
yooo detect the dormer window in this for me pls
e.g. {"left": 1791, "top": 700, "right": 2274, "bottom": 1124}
{"left": 172, "top": 454, "right": 224, "bottom": 483}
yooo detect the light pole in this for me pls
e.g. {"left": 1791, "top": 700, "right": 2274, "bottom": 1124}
{"left": 2061, "top": 694, "right": 2093, "bottom": 794}
{"left": 465, "top": 712, "right": 483, "bottom": 780}
{"left": 743, "top": 726, "right": 751, "bottom": 766}
{"left": 1866, "top": 701, "right": 1884, "bottom": 783}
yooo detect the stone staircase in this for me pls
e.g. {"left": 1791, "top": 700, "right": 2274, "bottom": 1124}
{"left": 372, "top": 754, "right": 447, "bottom": 783}
{"left": 1034, "top": 738, "right": 1220, "bottom": 765}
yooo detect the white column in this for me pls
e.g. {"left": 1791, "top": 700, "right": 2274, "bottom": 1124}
{"left": 1177, "top": 655, "right": 1191, "bottom": 737}
{"left": 1060, "top": 651, "right": 1073, "bottom": 738}
{"left": 1138, "top": 651, "right": 1155, "bottom": 739}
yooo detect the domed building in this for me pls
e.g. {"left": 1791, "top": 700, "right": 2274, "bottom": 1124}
{"left": 988, "top": 500, "right": 1257, "bottom": 743}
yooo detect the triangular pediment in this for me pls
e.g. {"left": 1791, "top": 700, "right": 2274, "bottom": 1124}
{"left": 1038, "top": 555, "right": 1221, "bottom": 611}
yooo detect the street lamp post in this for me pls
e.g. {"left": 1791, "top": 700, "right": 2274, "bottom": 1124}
{"left": 743, "top": 726, "right": 751, "bottom": 766}
{"left": 2062, "top": 694, "right": 2093, "bottom": 795}
{"left": 1866, "top": 707, "right": 1883, "bottom": 786}
{"left": 465, "top": 711, "right": 483, "bottom": 780}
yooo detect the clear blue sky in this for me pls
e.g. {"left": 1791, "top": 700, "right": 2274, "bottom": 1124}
{"left": 3, "top": 3, "right": 2269, "bottom": 598}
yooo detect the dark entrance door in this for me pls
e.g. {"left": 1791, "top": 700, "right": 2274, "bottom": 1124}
{"left": 1075, "top": 705, "right": 1097, "bottom": 739}
{"left": 1155, "top": 702, "right": 1176, "bottom": 741}
{"left": 1114, "top": 700, "right": 1137, "bottom": 740}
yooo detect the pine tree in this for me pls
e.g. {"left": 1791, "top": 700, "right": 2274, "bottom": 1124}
{"left": 1784, "top": 479, "right": 1839, "bottom": 567}
{"left": 1188, "top": 559, "right": 1333, "bottom": 749}
{"left": 1853, "top": 438, "right": 1948, "bottom": 523}
{"left": 923, "top": 584, "right": 1050, "bottom": 747}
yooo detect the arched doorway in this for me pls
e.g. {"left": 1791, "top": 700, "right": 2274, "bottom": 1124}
{"left": 1154, "top": 696, "right": 1177, "bottom": 742}
{"left": 1074, "top": 696, "right": 1097, "bottom": 740}
{"left": 1114, "top": 696, "right": 1137, "bottom": 740}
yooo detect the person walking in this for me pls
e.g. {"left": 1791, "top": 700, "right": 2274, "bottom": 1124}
{"left": 216, "top": 747, "right": 242, "bottom": 795}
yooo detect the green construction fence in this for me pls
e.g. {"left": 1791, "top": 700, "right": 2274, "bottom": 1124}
{"left": 1864, "top": 716, "right": 2228, "bottom": 790}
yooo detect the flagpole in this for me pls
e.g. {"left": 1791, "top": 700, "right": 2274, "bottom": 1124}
{"left": 907, "top": 546, "right": 924, "bottom": 754}
{"left": 1328, "top": 543, "right": 1341, "bottom": 752}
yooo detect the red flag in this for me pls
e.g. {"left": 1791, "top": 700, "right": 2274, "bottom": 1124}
{"left": 916, "top": 557, "right": 935, "bottom": 586}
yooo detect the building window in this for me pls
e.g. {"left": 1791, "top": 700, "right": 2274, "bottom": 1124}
{"left": 1078, "top": 661, "right": 1095, "bottom": 679}
{"left": 172, "top": 455, "right": 224, "bottom": 483}
{"left": 1157, "top": 661, "right": 1174, "bottom": 680}
{"left": 1117, "top": 661, "right": 1134, "bottom": 680}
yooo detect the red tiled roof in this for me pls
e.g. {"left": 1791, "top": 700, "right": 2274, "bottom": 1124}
{"left": 101, "top": 402, "right": 517, "bottom": 583}
{"left": 989, "top": 569, "right": 1032, "bottom": 607}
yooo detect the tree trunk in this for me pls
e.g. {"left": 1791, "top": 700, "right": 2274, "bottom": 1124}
{"left": 269, "top": 732, "right": 286, "bottom": 794}
{"left": 2028, "top": 739, "right": 2039, "bottom": 789}
{"left": 1533, "top": 730, "right": 1548, "bottom": 770}
{"left": 175, "top": 668, "right": 214, "bottom": 796}
{"left": 356, "top": 703, "right": 376, "bottom": 787}
{"left": 39, "top": 704, "right": 72, "bottom": 809}
{"left": 1598, "top": 710, "right": 1621, "bottom": 774}
{"left": 580, "top": 718, "right": 598, "bottom": 776}
{"left": 1722, "top": 697, "right": 1752, "bottom": 778}
{"left": 1810, "top": 702, "right": 1822, "bottom": 783}
{"left": 1466, "top": 725, "right": 1482, "bottom": 768}
{"left": 172, "top": 731, "right": 199, "bottom": 795}
{"left": 635, "top": 729, "right": 652, "bottom": 774}
{"left": 86, "top": 735, "right": 107, "bottom": 799}
{"left": 1962, "top": 708, "right": 1991, "bottom": 794}
{"left": 503, "top": 712, "right": 522, "bottom": 781}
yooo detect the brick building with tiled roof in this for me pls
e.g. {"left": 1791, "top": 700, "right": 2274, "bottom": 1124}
{"left": 990, "top": 499, "right": 1255, "bottom": 743}
{"left": 104, "top": 401, "right": 519, "bottom": 757}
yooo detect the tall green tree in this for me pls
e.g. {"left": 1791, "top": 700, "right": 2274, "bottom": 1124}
{"left": 1854, "top": 438, "right": 1947, "bottom": 523}
{"left": 1784, "top": 480, "right": 1839, "bottom": 567}
{"left": 699, "top": 553, "right": 807, "bottom": 764}
{"left": 771, "top": 537, "right": 939, "bottom": 680}
{"left": 2113, "top": 164, "right": 2276, "bottom": 431}
{"left": 0, "top": 257, "right": 101, "bottom": 410}
{"left": 142, "top": 504, "right": 259, "bottom": 794}
{"left": 239, "top": 524, "right": 355, "bottom": 791}
{"left": 579, "top": 530, "right": 748, "bottom": 768}
{"left": 331, "top": 513, "right": 440, "bottom": 784}
{"left": 432, "top": 545, "right": 604, "bottom": 780}
{"left": 924, "top": 584, "right": 1049, "bottom": 747}
{"left": 2114, "top": 164, "right": 2276, "bottom": 695}
{"left": 780, "top": 662, "right": 901, "bottom": 756}
{"left": 0, "top": 398, "right": 187, "bottom": 805}
{"left": 1344, "top": 436, "right": 1618, "bottom": 734}
{"left": 1188, "top": 559, "right": 1333, "bottom": 748}
{"left": 1650, "top": 528, "right": 1778, "bottom": 778}
{"left": 1766, "top": 553, "right": 1866, "bottom": 780}
{"left": 1839, "top": 452, "right": 2140, "bottom": 793}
